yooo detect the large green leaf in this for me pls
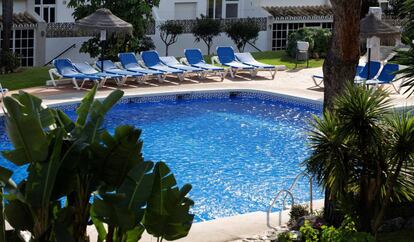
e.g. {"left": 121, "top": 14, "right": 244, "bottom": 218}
{"left": 125, "top": 226, "right": 145, "bottom": 242}
{"left": 119, "top": 161, "right": 154, "bottom": 213}
{"left": 82, "top": 89, "right": 124, "bottom": 143}
{"left": 75, "top": 84, "right": 97, "bottom": 127}
{"left": 25, "top": 129, "right": 64, "bottom": 208}
{"left": 90, "top": 206, "right": 107, "bottom": 242}
{"left": 0, "top": 167, "right": 12, "bottom": 185}
{"left": 92, "top": 194, "right": 136, "bottom": 231}
{"left": 2, "top": 95, "right": 50, "bottom": 165}
{"left": 144, "top": 162, "right": 194, "bottom": 241}
{"left": 91, "top": 126, "right": 144, "bottom": 188}
{"left": 4, "top": 200, "right": 34, "bottom": 232}
{"left": 92, "top": 161, "right": 154, "bottom": 232}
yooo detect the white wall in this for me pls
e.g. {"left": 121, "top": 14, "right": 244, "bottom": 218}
{"left": 241, "top": 0, "right": 270, "bottom": 18}
{"left": 56, "top": 0, "right": 75, "bottom": 22}
{"left": 0, "top": 0, "right": 27, "bottom": 13}
{"left": 260, "top": 0, "right": 330, "bottom": 7}
{"left": 149, "top": 30, "right": 269, "bottom": 57}
{"left": 155, "top": 0, "right": 207, "bottom": 20}
{"left": 45, "top": 37, "right": 96, "bottom": 65}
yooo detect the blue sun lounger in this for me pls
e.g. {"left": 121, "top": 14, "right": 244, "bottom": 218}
{"left": 355, "top": 61, "right": 382, "bottom": 81}
{"left": 141, "top": 50, "right": 185, "bottom": 82}
{"left": 235, "top": 52, "right": 277, "bottom": 79}
{"left": 96, "top": 60, "right": 145, "bottom": 84}
{"left": 184, "top": 48, "right": 226, "bottom": 81}
{"left": 0, "top": 83, "right": 7, "bottom": 97}
{"left": 118, "top": 52, "right": 166, "bottom": 82}
{"left": 364, "top": 63, "right": 400, "bottom": 93}
{"left": 51, "top": 59, "right": 102, "bottom": 90}
{"left": 160, "top": 56, "right": 204, "bottom": 74}
{"left": 216, "top": 46, "right": 255, "bottom": 78}
{"left": 73, "top": 62, "right": 125, "bottom": 87}
{"left": 312, "top": 64, "right": 374, "bottom": 88}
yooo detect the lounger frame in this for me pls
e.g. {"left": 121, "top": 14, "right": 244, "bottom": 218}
{"left": 211, "top": 56, "right": 256, "bottom": 78}
{"left": 179, "top": 57, "right": 226, "bottom": 81}
{"left": 49, "top": 68, "right": 100, "bottom": 90}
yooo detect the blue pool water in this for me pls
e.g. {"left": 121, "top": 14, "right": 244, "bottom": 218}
{"left": 0, "top": 95, "right": 322, "bottom": 222}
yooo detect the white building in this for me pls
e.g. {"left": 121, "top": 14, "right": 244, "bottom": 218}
{"left": 0, "top": 0, "right": 391, "bottom": 66}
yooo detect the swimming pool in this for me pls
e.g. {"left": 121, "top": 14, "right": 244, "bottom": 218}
{"left": 0, "top": 91, "right": 323, "bottom": 222}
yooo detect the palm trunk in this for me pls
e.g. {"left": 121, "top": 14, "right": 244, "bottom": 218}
{"left": 2, "top": 0, "right": 13, "bottom": 52}
{"left": 323, "top": 0, "right": 362, "bottom": 110}
{"left": 373, "top": 160, "right": 404, "bottom": 234}
{"left": 323, "top": 0, "right": 362, "bottom": 225}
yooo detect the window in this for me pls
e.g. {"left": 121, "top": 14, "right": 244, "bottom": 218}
{"left": 35, "top": 0, "right": 56, "bottom": 23}
{"left": 0, "top": 29, "right": 35, "bottom": 66}
{"left": 225, "top": 3, "right": 238, "bottom": 18}
{"left": 208, "top": 0, "right": 238, "bottom": 19}
{"left": 271, "top": 22, "right": 332, "bottom": 51}
{"left": 208, "top": 0, "right": 222, "bottom": 19}
{"left": 225, "top": 0, "right": 238, "bottom": 18}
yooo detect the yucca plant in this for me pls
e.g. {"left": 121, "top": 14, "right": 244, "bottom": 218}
{"left": 305, "top": 84, "right": 414, "bottom": 234}
{"left": 0, "top": 86, "right": 194, "bottom": 242}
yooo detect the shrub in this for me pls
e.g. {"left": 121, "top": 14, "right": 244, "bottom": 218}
{"left": 225, "top": 19, "right": 260, "bottom": 52}
{"left": 0, "top": 50, "right": 21, "bottom": 73}
{"left": 277, "top": 231, "right": 294, "bottom": 242}
{"left": 192, "top": 15, "right": 221, "bottom": 55}
{"left": 159, "top": 21, "right": 184, "bottom": 55}
{"left": 289, "top": 204, "right": 310, "bottom": 226}
{"left": 286, "top": 28, "right": 331, "bottom": 59}
{"left": 300, "top": 220, "right": 319, "bottom": 242}
{"left": 298, "top": 216, "right": 375, "bottom": 242}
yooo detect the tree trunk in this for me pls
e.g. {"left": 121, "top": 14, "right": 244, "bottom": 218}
{"left": 323, "top": 0, "right": 362, "bottom": 110}
{"left": 323, "top": 0, "right": 362, "bottom": 224}
{"left": 2, "top": 0, "right": 13, "bottom": 52}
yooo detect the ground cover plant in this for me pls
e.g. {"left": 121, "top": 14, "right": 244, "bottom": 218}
{"left": 0, "top": 85, "right": 194, "bottom": 241}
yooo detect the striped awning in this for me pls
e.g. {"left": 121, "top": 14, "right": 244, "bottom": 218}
{"left": 263, "top": 5, "right": 333, "bottom": 21}
{"left": 0, "top": 12, "right": 38, "bottom": 28}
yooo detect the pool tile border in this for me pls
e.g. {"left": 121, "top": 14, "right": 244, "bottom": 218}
{"left": 52, "top": 90, "right": 323, "bottom": 112}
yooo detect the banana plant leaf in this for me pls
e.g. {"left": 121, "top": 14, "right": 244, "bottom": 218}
{"left": 2, "top": 94, "right": 50, "bottom": 165}
{"left": 144, "top": 162, "right": 194, "bottom": 241}
{"left": 79, "top": 89, "right": 124, "bottom": 143}
{"left": 4, "top": 200, "right": 33, "bottom": 232}
{"left": 25, "top": 129, "right": 64, "bottom": 208}
{"left": 92, "top": 161, "right": 154, "bottom": 233}
{"left": 91, "top": 126, "right": 144, "bottom": 188}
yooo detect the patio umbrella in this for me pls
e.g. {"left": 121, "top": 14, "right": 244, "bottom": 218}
{"left": 360, "top": 14, "right": 400, "bottom": 78}
{"left": 75, "top": 8, "right": 133, "bottom": 71}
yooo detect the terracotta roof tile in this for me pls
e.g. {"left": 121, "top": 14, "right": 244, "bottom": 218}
{"left": 0, "top": 12, "right": 38, "bottom": 26}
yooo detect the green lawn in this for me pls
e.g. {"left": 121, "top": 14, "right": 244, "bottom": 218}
{"left": 0, "top": 51, "right": 324, "bottom": 91}
{"left": 251, "top": 51, "right": 325, "bottom": 69}
{"left": 0, "top": 67, "right": 50, "bottom": 91}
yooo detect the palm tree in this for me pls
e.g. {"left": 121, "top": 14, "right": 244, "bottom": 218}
{"left": 2, "top": 0, "right": 13, "bottom": 52}
{"left": 305, "top": 84, "right": 414, "bottom": 233}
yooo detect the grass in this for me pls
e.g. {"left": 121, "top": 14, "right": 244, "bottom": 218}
{"left": 0, "top": 50, "right": 324, "bottom": 91}
{"left": 378, "top": 229, "right": 414, "bottom": 242}
{"left": 1, "top": 67, "right": 50, "bottom": 91}
{"left": 251, "top": 51, "right": 325, "bottom": 69}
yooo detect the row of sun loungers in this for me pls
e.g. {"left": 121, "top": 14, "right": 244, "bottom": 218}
{"left": 49, "top": 47, "right": 277, "bottom": 90}
{"left": 312, "top": 61, "right": 401, "bottom": 93}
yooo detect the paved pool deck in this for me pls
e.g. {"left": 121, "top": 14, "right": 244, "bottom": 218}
{"left": 5, "top": 67, "right": 414, "bottom": 241}
{"left": 9, "top": 67, "right": 414, "bottom": 109}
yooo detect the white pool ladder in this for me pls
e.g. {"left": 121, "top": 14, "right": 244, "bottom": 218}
{"left": 267, "top": 172, "right": 313, "bottom": 229}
